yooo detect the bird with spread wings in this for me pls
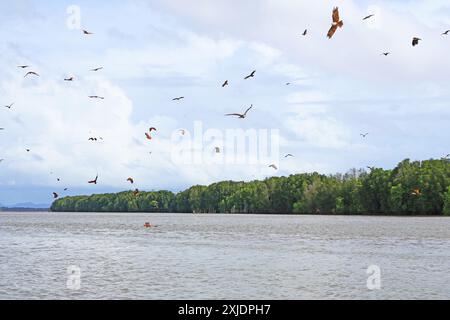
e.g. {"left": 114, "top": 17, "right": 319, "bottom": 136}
{"left": 327, "top": 7, "right": 344, "bottom": 39}
{"left": 226, "top": 105, "right": 253, "bottom": 119}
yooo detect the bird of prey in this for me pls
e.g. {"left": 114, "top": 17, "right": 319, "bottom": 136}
{"left": 285, "top": 154, "right": 294, "bottom": 158}
{"left": 18, "top": 65, "right": 29, "bottom": 69}
{"left": 83, "top": 30, "right": 93, "bottom": 35}
{"left": 442, "top": 30, "right": 450, "bottom": 35}
{"left": 222, "top": 80, "right": 229, "bottom": 87}
{"left": 302, "top": 29, "right": 308, "bottom": 36}
{"left": 90, "top": 67, "right": 103, "bottom": 72}
{"left": 88, "top": 138, "right": 98, "bottom": 141}
{"left": 127, "top": 177, "right": 134, "bottom": 184}
{"left": 173, "top": 96, "right": 185, "bottom": 101}
{"left": 360, "top": 133, "right": 369, "bottom": 138}
{"left": 411, "top": 188, "right": 421, "bottom": 196}
{"left": 363, "top": 14, "right": 375, "bottom": 20}
{"left": 88, "top": 175, "right": 98, "bottom": 184}
{"left": 145, "top": 133, "right": 152, "bottom": 140}
{"left": 244, "top": 70, "right": 256, "bottom": 80}
{"left": 327, "top": 7, "right": 344, "bottom": 39}
{"left": 149, "top": 127, "right": 157, "bottom": 132}
{"left": 269, "top": 164, "right": 278, "bottom": 170}
{"left": 64, "top": 77, "right": 74, "bottom": 81}
{"left": 4, "top": 103, "right": 14, "bottom": 109}
{"left": 226, "top": 105, "right": 253, "bottom": 119}
{"left": 88, "top": 96, "right": 105, "bottom": 99}
{"left": 381, "top": 52, "right": 390, "bottom": 56}
{"left": 412, "top": 37, "right": 421, "bottom": 46}
{"left": 53, "top": 192, "right": 59, "bottom": 199}
{"left": 24, "top": 71, "right": 39, "bottom": 78}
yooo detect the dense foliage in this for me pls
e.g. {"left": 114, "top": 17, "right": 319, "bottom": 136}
{"left": 51, "top": 159, "right": 450, "bottom": 215}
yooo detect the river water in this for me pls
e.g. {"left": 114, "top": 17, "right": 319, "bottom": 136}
{"left": 0, "top": 212, "right": 449, "bottom": 299}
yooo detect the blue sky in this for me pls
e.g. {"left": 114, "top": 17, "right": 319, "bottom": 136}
{"left": 0, "top": 0, "right": 449, "bottom": 206}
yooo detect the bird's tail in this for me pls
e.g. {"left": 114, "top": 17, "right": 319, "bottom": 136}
{"left": 338, "top": 21, "right": 343, "bottom": 28}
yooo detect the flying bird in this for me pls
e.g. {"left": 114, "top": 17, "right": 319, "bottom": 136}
{"left": 327, "top": 7, "right": 344, "bottom": 39}
{"left": 127, "top": 177, "right": 134, "bottom": 184}
{"left": 179, "top": 129, "right": 186, "bottom": 136}
{"left": 26, "top": 149, "right": 30, "bottom": 152}
{"left": 244, "top": 70, "right": 256, "bottom": 80}
{"left": 363, "top": 14, "right": 375, "bottom": 20}
{"left": 360, "top": 133, "right": 369, "bottom": 138}
{"left": 302, "top": 29, "right": 308, "bottom": 36}
{"left": 412, "top": 37, "right": 421, "bottom": 46}
{"left": 4, "top": 103, "right": 14, "bottom": 109}
{"left": 145, "top": 133, "right": 152, "bottom": 140}
{"left": 24, "top": 71, "right": 39, "bottom": 78}
{"left": 88, "top": 175, "right": 98, "bottom": 184}
{"left": 64, "top": 77, "right": 74, "bottom": 81}
{"left": 442, "top": 30, "right": 450, "bottom": 35}
{"left": 90, "top": 67, "right": 103, "bottom": 72}
{"left": 269, "top": 164, "right": 278, "bottom": 170}
{"left": 149, "top": 127, "right": 157, "bottom": 132}
{"left": 226, "top": 105, "right": 253, "bottom": 119}
{"left": 381, "top": 52, "right": 390, "bottom": 56}
{"left": 172, "top": 96, "right": 185, "bottom": 101}
{"left": 215, "top": 147, "right": 221, "bottom": 153}
{"left": 222, "top": 80, "right": 229, "bottom": 87}
{"left": 88, "top": 138, "right": 98, "bottom": 141}
{"left": 53, "top": 192, "right": 59, "bottom": 199}
{"left": 88, "top": 96, "right": 105, "bottom": 99}
{"left": 285, "top": 154, "right": 294, "bottom": 158}
{"left": 83, "top": 30, "right": 93, "bottom": 35}
{"left": 18, "top": 65, "right": 29, "bottom": 69}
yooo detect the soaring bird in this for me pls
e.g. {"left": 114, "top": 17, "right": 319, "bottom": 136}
{"left": 18, "top": 65, "right": 29, "bottom": 69}
{"left": 244, "top": 70, "right": 256, "bottom": 80}
{"left": 88, "top": 175, "right": 98, "bottom": 184}
{"left": 226, "top": 105, "right": 253, "bottom": 119}
{"left": 381, "top": 52, "right": 390, "bottom": 56}
{"left": 411, "top": 188, "right": 421, "bottom": 196}
{"left": 88, "top": 96, "right": 105, "bottom": 99}
{"left": 145, "top": 133, "right": 153, "bottom": 140}
{"left": 149, "top": 127, "right": 157, "bottom": 132}
{"left": 173, "top": 96, "right": 185, "bottom": 101}
{"left": 88, "top": 138, "right": 98, "bottom": 141}
{"left": 83, "top": 30, "right": 93, "bottom": 35}
{"left": 412, "top": 37, "right": 421, "bottom": 46}
{"left": 269, "top": 164, "right": 278, "bottom": 170}
{"left": 64, "top": 77, "right": 74, "bottom": 81}
{"left": 90, "top": 67, "right": 103, "bottom": 72}
{"left": 4, "top": 103, "right": 14, "bottom": 109}
{"left": 127, "top": 177, "right": 134, "bottom": 184}
{"left": 363, "top": 14, "right": 375, "bottom": 20}
{"left": 53, "top": 192, "right": 59, "bottom": 199}
{"left": 222, "top": 80, "right": 229, "bottom": 87}
{"left": 360, "top": 133, "right": 369, "bottom": 138}
{"left": 302, "top": 29, "right": 308, "bottom": 36}
{"left": 285, "top": 154, "right": 294, "bottom": 158}
{"left": 26, "top": 149, "right": 30, "bottom": 152}
{"left": 442, "top": 30, "right": 450, "bottom": 35}
{"left": 24, "top": 71, "right": 39, "bottom": 77}
{"left": 327, "top": 7, "right": 344, "bottom": 39}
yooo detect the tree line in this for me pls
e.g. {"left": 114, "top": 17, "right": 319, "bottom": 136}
{"left": 51, "top": 158, "right": 450, "bottom": 215}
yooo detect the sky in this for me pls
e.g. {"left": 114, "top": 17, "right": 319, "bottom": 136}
{"left": 0, "top": 0, "right": 449, "bottom": 206}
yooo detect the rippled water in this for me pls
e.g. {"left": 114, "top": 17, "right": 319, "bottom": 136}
{"left": 0, "top": 212, "right": 449, "bottom": 299}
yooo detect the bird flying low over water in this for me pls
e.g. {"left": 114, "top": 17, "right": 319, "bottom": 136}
{"left": 89, "top": 96, "right": 105, "bottom": 99}
{"left": 24, "top": 71, "right": 39, "bottom": 77}
{"left": 88, "top": 175, "right": 98, "bottom": 184}
{"left": 269, "top": 164, "right": 278, "bottom": 170}
{"left": 226, "top": 105, "right": 253, "bottom": 119}
{"left": 363, "top": 14, "right": 375, "bottom": 20}
{"left": 90, "top": 67, "right": 103, "bottom": 72}
{"left": 222, "top": 80, "right": 229, "bottom": 87}
{"left": 244, "top": 70, "right": 256, "bottom": 80}
{"left": 127, "top": 177, "right": 134, "bottom": 184}
{"left": 327, "top": 7, "right": 343, "bottom": 39}
{"left": 53, "top": 192, "right": 59, "bottom": 199}
{"left": 412, "top": 37, "right": 421, "bottom": 46}
{"left": 442, "top": 30, "right": 450, "bottom": 35}
{"left": 173, "top": 96, "right": 185, "bottom": 101}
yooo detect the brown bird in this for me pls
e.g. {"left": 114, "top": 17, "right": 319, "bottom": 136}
{"left": 4, "top": 103, "right": 14, "bottom": 109}
{"left": 24, "top": 71, "right": 39, "bottom": 78}
{"left": 302, "top": 29, "right": 308, "bottom": 36}
{"left": 133, "top": 189, "right": 140, "bottom": 196}
{"left": 83, "top": 30, "right": 93, "bottom": 35}
{"left": 363, "top": 14, "right": 375, "bottom": 20}
{"left": 149, "top": 127, "right": 157, "bottom": 132}
{"left": 327, "top": 7, "right": 344, "bottom": 39}
{"left": 88, "top": 175, "right": 98, "bottom": 184}
{"left": 88, "top": 96, "right": 105, "bottom": 99}
{"left": 145, "top": 133, "right": 152, "bottom": 140}
{"left": 412, "top": 37, "right": 421, "bottom": 46}
{"left": 269, "top": 164, "right": 278, "bottom": 170}
{"left": 411, "top": 188, "right": 421, "bottom": 196}
{"left": 226, "top": 105, "right": 253, "bottom": 119}
{"left": 442, "top": 30, "right": 450, "bottom": 35}
{"left": 64, "top": 77, "right": 74, "bottom": 81}
{"left": 244, "top": 70, "right": 256, "bottom": 80}
{"left": 18, "top": 65, "right": 29, "bottom": 69}
{"left": 222, "top": 80, "right": 229, "bottom": 87}
{"left": 127, "top": 177, "right": 134, "bottom": 184}
{"left": 172, "top": 96, "right": 185, "bottom": 101}
{"left": 53, "top": 192, "right": 59, "bottom": 199}
{"left": 90, "top": 67, "right": 103, "bottom": 72}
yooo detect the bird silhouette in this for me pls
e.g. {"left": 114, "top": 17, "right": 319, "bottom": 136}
{"left": 222, "top": 80, "right": 229, "bottom": 87}
{"left": 215, "top": 147, "right": 221, "bottom": 153}
{"left": 4, "top": 103, "right": 14, "bottom": 109}
{"left": 285, "top": 154, "right": 294, "bottom": 158}
{"left": 442, "top": 30, "right": 450, "bottom": 35}
{"left": 24, "top": 71, "right": 39, "bottom": 78}
{"left": 127, "top": 177, "right": 134, "bottom": 184}
{"left": 18, "top": 65, "right": 29, "bottom": 69}
{"left": 149, "top": 127, "right": 157, "bottom": 132}
{"left": 360, "top": 133, "right": 369, "bottom": 138}
{"left": 363, "top": 14, "right": 375, "bottom": 20}
{"left": 381, "top": 52, "right": 390, "bottom": 56}
{"left": 88, "top": 175, "right": 98, "bottom": 184}
{"left": 412, "top": 37, "right": 421, "bottom": 46}
{"left": 64, "top": 77, "right": 74, "bottom": 81}
{"left": 244, "top": 70, "right": 256, "bottom": 80}
{"left": 53, "top": 192, "right": 59, "bottom": 199}
{"left": 269, "top": 164, "right": 278, "bottom": 170}
{"left": 173, "top": 96, "right": 185, "bottom": 101}
{"left": 88, "top": 96, "right": 105, "bottom": 99}
{"left": 90, "top": 67, "right": 103, "bottom": 72}
{"left": 226, "top": 105, "right": 253, "bottom": 119}
{"left": 327, "top": 7, "right": 343, "bottom": 39}
{"left": 302, "top": 29, "right": 308, "bottom": 36}
{"left": 83, "top": 30, "right": 93, "bottom": 35}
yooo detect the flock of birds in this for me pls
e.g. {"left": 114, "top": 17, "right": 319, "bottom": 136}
{"left": 1, "top": 7, "right": 450, "bottom": 202}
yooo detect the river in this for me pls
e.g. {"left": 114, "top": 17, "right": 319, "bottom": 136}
{"left": 0, "top": 212, "right": 449, "bottom": 299}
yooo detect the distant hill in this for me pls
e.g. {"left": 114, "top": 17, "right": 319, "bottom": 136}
{"left": 0, "top": 202, "right": 50, "bottom": 211}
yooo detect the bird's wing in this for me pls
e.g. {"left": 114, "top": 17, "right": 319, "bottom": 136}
{"left": 327, "top": 25, "right": 338, "bottom": 39}
{"left": 244, "top": 105, "right": 253, "bottom": 115}
{"left": 332, "top": 7, "right": 340, "bottom": 23}
{"left": 225, "top": 113, "right": 241, "bottom": 117}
